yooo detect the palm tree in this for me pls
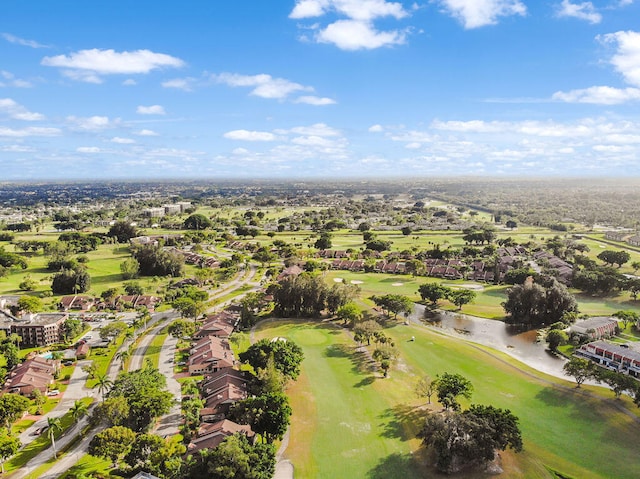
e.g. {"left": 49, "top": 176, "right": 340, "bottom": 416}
{"left": 115, "top": 349, "right": 130, "bottom": 370}
{"left": 47, "top": 416, "right": 62, "bottom": 458}
{"left": 70, "top": 400, "right": 88, "bottom": 427}
{"left": 95, "top": 374, "right": 113, "bottom": 401}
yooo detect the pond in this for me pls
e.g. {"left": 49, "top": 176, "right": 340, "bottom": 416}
{"left": 408, "top": 304, "right": 567, "bottom": 378}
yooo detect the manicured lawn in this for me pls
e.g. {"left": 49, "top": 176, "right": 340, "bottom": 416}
{"left": 255, "top": 320, "right": 640, "bottom": 479}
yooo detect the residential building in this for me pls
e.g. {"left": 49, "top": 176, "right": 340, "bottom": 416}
{"left": 570, "top": 317, "right": 619, "bottom": 340}
{"left": 576, "top": 340, "right": 640, "bottom": 378}
{"left": 4, "top": 356, "right": 60, "bottom": 395}
{"left": 10, "top": 313, "right": 67, "bottom": 346}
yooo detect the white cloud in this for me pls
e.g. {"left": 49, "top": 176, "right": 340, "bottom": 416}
{"left": 2, "top": 33, "right": 49, "bottom": 48}
{"left": 122, "top": 79, "right": 137, "bottom": 86}
{"left": 291, "top": 135, "right": 335, "bottom": 147}
{"left": 599, "top": 31, "right": 640, "bottom": 87}
{"left": 552, "top": 86, "right": 640, "bottom": 104}
{"left": 0, "top": 144, "right": 35, "bottom": 152}
{"left": 285, "top": 123, "right": 341, "bottom": 137}
{"left": 232, "top": 147, "right": 250, "bottom": 155}
{"left": 42, "top": 49, "right": 185, "bottom": 81}
{"left": 67, "top": 115, "right": 118, "bottom": 131}
{"left": 162, "top": 77, "right": 196, "bottom": 91}
{"left": 224, "top": 130, "right": 277, "bottom": 141}
{"left": 0, "top": 126, "right": 59, "bottom": 137}
{"left": 0, "top": 71, "right": 32, "bottom": 88}
{"left": 111, "top": 137, "right": 135, "bottom": 144}
{"left": 0, "top": 98, "right": 44, "bottom": 120}
{"left": 437, "top": 0, "right": 527, "bottom": 29}
{"left": 294, "top": 95, "right": 336, "bottom": 105}
{"left": 405, "top": 142, "right": 422, "bottom": 149}
{"left": 137, "top": 105, "right": 166, "bottom": 115}
{"left": 290, "top": 0, "right": 408, "bottom": 21}
{"left": 556, "top": 0, "right": 601, "bottom": 24}
{"left": 212, "top": 72, "right": 311, "bottom": 99}
{"left": 76, "top": 146, "right": 101, "bottom": 153}
{"left": 290, "top": 0, "right": 328, "bottom": 18}
{"left": 316, "top": 20, "right": 407, "bottom": 50}
{"left": 290, "top": 0, "right": 411, "bottom": 50}
{"left": 135, "top": 129, "right": 159, "bottom": 136}
{"left": 368, "top": 124, "right": 384, "bottom": 132}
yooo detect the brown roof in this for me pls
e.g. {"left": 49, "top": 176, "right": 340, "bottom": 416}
{"left": 188, "top": 419, "right": 254, "bottom": 452}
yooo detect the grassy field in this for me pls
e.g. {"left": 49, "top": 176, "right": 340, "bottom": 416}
{"left": 254, "top": 319, "right": 640, "bottom": 479}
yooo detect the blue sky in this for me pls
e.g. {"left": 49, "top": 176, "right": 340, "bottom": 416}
{"left": 1, "top": 0, "right": 640, "bottom": 180}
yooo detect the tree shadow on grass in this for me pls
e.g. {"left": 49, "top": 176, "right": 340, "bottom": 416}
{"left": 379, "top": 403, "right": 430, "bottom": 441}
{"left": 324, "top": 343, "right": 379, "bottom": 379}
{"left": 367, "top": 452, "right": 422, "bottom": 479}
{"left": 354, "top": 375, "right": 376, "bottom": 388}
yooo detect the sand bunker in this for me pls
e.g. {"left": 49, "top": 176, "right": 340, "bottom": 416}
{"left": 391, "top": 282, "right": 404, "bottom": 286}
{"left": 333, "top": 278, "right": 343, "bottom": 282}
{"left": 350, "top": 280, "right": 364, "bottom": 284}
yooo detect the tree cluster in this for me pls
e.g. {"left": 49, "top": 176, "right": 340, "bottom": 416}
{"left": 503, "top": 277, "right": 577, "bottom": 326}
{"left": 130, "top": 243, "right": 185, "bottom": 277}
{"left": 271, "top": 273, "right": 356, "bottom": 317}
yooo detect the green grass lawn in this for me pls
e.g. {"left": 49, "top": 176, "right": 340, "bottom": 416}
{"left": 254, "top": 319, "right": 640, "bottom": 479}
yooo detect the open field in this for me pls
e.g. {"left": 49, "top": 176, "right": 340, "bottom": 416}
{"left": 255, "top": 319, "right": 640, "bottom": 479}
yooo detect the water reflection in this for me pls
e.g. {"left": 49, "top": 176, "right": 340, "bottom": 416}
{"left": 411, "top": 304, "right": 566, "bottom": 378}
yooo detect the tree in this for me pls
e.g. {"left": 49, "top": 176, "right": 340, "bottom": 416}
{"left": 51, "top": 268, "right": 91, "bottom": 294}
{"left": 613, "top": 310, "right": 639, "bottom": 330}
{"left": 0, "top": 430, "right": 20, "bottom": 473}
{"left": 168, "top": 319, "right": 197, "bottom": 339}
{"left": 89, "top": 425, "right": 136, "bottom": 467}
{"left": 131, "top": 244, "right": 184, "bottom": 277}
{"left": 599, "top": 370, "right": 637, "bottom": 399}
{"left": 506, "top": 220, "right": 518, "bottom": 229}
{"left": 230, "top": 392, "right": 292, "bottom": 443}
{"left": 0, "top": 394, "right": 30, "bottom": 432}
{"left": 546, "top": 329, "right": 568, "bottom": 352}
{"left": 448, "top": 289, "right": 476, "bottom": 310}
{"left": 597, "top": 250, "right": 631, "bottom": 268}
{"left": 371, "top": 294, "right": 413, "bottom": 319}
{"left": 336, "top": 302, "right": 362, "bottom": 325}
{"left": 82, "top": 363, "right": 98, "bottom": 379}
{"left": 352, "top": 319, "right": 381, "bottom": 346}
{"left": 314, "top": 232, "right": 332, "bottom": 250}
{"left": 119, "top": 258, "right": 140, "bottom": 280}
{"left": 108, "top": 221, "right": 139, "bottom": 243}
{"left": 185, "top": 433, "right": 276, "bottom": 479}
{"left": 415, "top": 375, "right": 437, "bottom": 405}
{"left": 47, "top": 416, "right": 62, "bottom": 458}
{"left": 70, "top": 399, "right": 88, "bottom": 427}
{"left": 31, "top": 389, "right": 46, "bottom": 415}
{"left": 16, "top": 295, "right": 42, "bottom": 314}
{"left": 99, "top": 321, "right": 127, "bottom": 341}
{"left": 124, "top": 433, "right": 186, "bottom": 477}
{"left": 563, "top": 357, "right": 594, "bottom": 387}
{"left": 419, "top": 406, "right": 522, "bottom": 474}
{"left": 184, "top": 213, "right": 213, "bottom": 230}
{"left": 173, "top": 297, "right": 207, "bottom": 323}
{"left": 503, "top": 277, "right": 578, "bottom": 326}
{"left": 239, "top": 338, "right": 304, "bottom": 381}
{"left": 435, "top": 373, "right": 473, "bottom": 411}
{"left": 96, "top": 374, "right": 113, "bottom": 400}
{"left": 93, "top": 396, "right": 130, "bottom": 427}
{"left": 419, "top": 283, "right": 451, "bottom": 306}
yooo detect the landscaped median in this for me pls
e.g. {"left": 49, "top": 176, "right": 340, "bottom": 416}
{"left": 253, "top": 319, "right": 640, "bottom": 479}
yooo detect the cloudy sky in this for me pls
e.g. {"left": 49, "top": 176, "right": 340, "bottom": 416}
{"left": 2, "top": 0, "right": 640, "bottom": 180}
